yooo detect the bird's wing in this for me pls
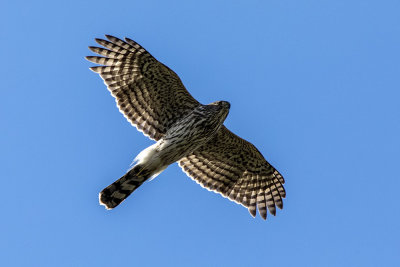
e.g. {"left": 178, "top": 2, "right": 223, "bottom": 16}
{"left": 86, "top": 35, "right": 200, "bottom": 141}
{"left": 179, "top": 126, "right": 285, "bottom": 220}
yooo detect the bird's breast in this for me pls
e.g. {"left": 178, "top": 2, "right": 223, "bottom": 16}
{"left": 156, "top": 111, "right": 223, "bottom": 164}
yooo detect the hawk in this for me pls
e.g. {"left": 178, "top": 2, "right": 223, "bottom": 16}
{"left": 86, "top": 35, "right": 285, "bottom": 220}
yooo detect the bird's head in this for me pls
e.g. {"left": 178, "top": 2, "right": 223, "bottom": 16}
{"left": 209, "top": 100, "right": 231, "bottom": 109}
{"left": 208, "top": 100, "right": 230, "bottom": 123}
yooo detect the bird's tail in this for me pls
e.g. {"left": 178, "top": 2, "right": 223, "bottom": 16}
{"left": 99, "top": 165, "right": 150, "bottom": 210}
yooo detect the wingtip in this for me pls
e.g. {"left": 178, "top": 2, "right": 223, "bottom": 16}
{"left": 248, "top": 207, "right": 257, "bottom": 218}
{"left": 88, "top": 46, "right": 98, "bottom": 53}
{"left": 95, "top": 38, "right": 105, "bottom": 46}
{"left": 260, "top": 210, "right": 267, "bottom": 220}
{"left": 88, "top": 66, "right": 99, "bottom": 73}
{"left": 84, "top": 56, "right": 96, "bottom": 64}
{"left": 268, "top": 206, "right": 277, "bottom": 216}
{"left": 124, "top": 36, "right": 136, "bottom": 44}
{"left": 105, "top": 34, "right": 117, "bottom": 42}
{"left": 85, "top": 56, "right": 103, "bottom": 69}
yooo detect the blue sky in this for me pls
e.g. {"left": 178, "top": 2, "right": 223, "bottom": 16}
{"left": 1, "top": 0, "right": 399, "bottom": 266}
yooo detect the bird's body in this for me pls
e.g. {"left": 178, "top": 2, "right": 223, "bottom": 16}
{"left": 86, "top": 35, "right": 286, "bottom": 220}
{"left": 100, "top": 101, "right": 231, "bottom": 208}
{"left": 152, "top": 101, "right": 231, "bottom": 167}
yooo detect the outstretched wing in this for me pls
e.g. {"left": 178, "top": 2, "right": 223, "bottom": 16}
{"left": 86, "top": 35, "right": 200, "bottom": 141}
{"left": 179, "top": 126, "right": 285, "bottom": 220}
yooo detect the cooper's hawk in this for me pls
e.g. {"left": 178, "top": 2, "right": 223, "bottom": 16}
{"left": 86, "top": 35, "right": 285, "bottom": 220}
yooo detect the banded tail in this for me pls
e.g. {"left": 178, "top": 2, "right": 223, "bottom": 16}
{"left": 99, "top": 165, "right": 150, "bottom": 209}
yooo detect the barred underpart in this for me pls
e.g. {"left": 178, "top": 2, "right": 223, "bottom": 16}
{"left": 99, "top": 166, "right": 149, "bottom": 209}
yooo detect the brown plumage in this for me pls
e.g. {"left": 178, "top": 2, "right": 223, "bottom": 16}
{"left": 86, "top": 35, "right": 285, "bottom": 220}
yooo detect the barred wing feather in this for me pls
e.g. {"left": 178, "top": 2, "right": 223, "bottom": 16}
{"left": 86, "top": 35, "right": 200, "bottom": 141}
{"left": 179, "top": 126, "right": 286, "bottom": 220}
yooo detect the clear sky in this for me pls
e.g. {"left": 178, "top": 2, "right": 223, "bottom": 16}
{"left": 1, "top": 0, "right": 399, "bottom": 266}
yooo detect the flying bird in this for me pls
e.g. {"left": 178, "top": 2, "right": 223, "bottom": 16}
{"left": 86, "top": 35, "right": 285, "bottom": 220}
